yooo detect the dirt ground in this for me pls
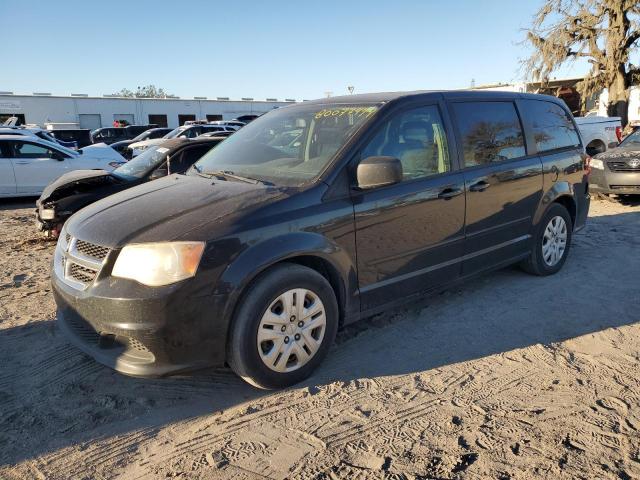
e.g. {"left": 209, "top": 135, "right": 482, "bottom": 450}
{"left": 1, "top": 196, "right": 639, "bottom": 480}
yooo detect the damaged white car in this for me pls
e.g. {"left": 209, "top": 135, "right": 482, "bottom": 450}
{"left": 0, "top": 135, "right": 125, "bottom": 197}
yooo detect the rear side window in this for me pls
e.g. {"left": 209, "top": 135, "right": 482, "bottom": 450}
{"left": 520, "top": 100, "right": 580, "bottom": 153}
{"left": 453, "top": 102, "right": 526, "bottom": 167}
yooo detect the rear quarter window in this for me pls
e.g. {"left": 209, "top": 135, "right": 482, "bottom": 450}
{"left": 519, "top": 100, "right": 580, "bottom": 153}
{"left": 452, "top": 101, "right": 526, "bottom": 167}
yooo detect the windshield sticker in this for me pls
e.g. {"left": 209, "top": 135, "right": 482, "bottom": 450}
{"left": 314, "top": 106, "right": 377, "bottom": 119}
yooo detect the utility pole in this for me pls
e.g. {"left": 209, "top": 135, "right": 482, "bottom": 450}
{"left": 347, "top": 86, "right": 355, "bottom": 94}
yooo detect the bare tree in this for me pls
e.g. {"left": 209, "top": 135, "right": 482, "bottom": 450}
{"left": 112, "top": 85, "right": 173, "bottom": 99}
{"left": 525, "top": 0, "right": 640, "bottom": 125}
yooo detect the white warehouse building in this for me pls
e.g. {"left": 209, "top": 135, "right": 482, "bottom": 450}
{"left": 0, "top": 92, "right": 298, "bottom": 129}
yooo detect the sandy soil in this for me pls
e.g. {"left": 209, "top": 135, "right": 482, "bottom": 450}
{"left": 1, "top": 196, "right": 639, "bottom": 480}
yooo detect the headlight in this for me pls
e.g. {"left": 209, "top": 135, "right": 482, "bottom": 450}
{"left": 112, "top": 242, "right": 205, "bottom": 286}
{"left": 40, "top": 208, "right": 56, "bottom": 220}
{"left": 591, "top": 158, "right": 604, "bottom": 170}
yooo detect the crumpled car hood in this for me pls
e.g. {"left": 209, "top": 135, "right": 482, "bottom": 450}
{"left": 65, "top": 174, "right": 287, "bottom": 247}
{"left": 39, "top": 170, "right": 114, "bottom": 203}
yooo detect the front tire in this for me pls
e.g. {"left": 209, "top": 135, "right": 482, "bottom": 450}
{"left": 227, "top": 263, "right": 339, "bottom": 389}
{"left": 521, "top": 203, "right": 572, "bottom": 276}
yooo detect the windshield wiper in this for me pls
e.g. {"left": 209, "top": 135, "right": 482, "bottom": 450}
{"left": 199, "top": 170, "right": 272, "bottom": 185}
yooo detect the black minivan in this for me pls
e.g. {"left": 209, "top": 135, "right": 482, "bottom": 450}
{"left": 52, "top": 91, "right": 590, "bottom": 389}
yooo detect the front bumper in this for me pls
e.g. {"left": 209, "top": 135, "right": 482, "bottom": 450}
{"left": 52, "top": 266, "right": 229, "bottom": 377}
{"left": 589, "top": 166, "right": 640, "bottom": 194}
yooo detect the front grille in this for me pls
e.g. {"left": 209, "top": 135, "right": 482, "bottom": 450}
{"left": 69, "top": 263, "right": 98, "bottom": 283}
{"left": 55, "top": 235, "right": 111, "bottom": 290}
{"left": 608, "top": 160, "right": 640, "bottom": 172}
{"left": 75, "top": 239, "right": 110, "bottom": 261}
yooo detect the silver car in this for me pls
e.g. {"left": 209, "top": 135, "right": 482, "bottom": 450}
{"left": 590, "top": 129, "right": 640, "bottom": 195}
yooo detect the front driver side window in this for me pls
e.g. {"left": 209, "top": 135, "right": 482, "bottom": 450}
{"left": 361, "top": 105, "right": 450, "bottom": 181}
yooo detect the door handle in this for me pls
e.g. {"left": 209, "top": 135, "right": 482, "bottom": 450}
{"left": 14, "top": 161, "right": 29, "bottom": 165}
{"left": 469, "top": 181, "right": 490, "bottom": 192}
{"left": 437, "top": 187, "right": 463, "bottom": 200}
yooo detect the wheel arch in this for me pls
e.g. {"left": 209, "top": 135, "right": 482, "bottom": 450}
{"left": 218, "top": 232, "right": 357, "bottom": 351}
{"left": 585, "top": 138, "right": 606, "bottom": 156}
{"left": 552, "top": 195, "right": 576, "bottom": 228}
{"left": 533, "top": 182, "right": 577, "bottom": 230}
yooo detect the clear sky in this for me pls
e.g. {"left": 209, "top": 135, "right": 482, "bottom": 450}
{"left": 1, "top": 0, "right": 590, "bottom": 101}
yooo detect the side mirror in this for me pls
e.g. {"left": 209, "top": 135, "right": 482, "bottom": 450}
{"left": 150, "top": 168, "right": 168, "bottom": 180}
{"left": 356, "top": 156, "right": 402, "bottom": 190}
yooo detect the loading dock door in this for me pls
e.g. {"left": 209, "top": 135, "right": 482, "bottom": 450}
{"left": 148, "top": 114, "right": 168, "bottom": 127}
{"left": 178, "top": 114, "right": 196, "bottom": 125}
{"left": 79, "top": 114, "right": 101, "bottom": 129}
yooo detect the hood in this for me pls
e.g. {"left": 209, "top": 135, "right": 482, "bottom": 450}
{"left": 39, "top": 170, "right": 116, "bottom": 203}
{"left": 80, "top": 143, "right": 126, "bottom": 162}
{"left": 595, "top": 144, "right": 640, "bottom": 160}
{"left": 65, "top": 174, "right": 288, "bottom": 247}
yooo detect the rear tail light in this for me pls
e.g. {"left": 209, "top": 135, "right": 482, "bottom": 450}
{"left": 585, "top": 155, "right": 592, "bottom": 175}
{"left": 615, "top": 126, "right": 622, "bottom": 143}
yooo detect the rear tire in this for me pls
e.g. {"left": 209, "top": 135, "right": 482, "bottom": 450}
{"left": 227, "top": 263, "right": 339, "bottom": 389}
{"left": 521, "top": 203, "right": 572, "bottom": 276}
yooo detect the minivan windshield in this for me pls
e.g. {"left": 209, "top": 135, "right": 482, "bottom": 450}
{"left": 189, "top": 103, "right": 380, "bottom": 186}
{"left": 113, "top": 145, "right": 169, "bottom": 179}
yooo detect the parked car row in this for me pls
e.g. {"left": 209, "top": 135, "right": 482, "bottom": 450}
{"left": 49, "top": 90, "right": 592, "bottom": 389}
{"left": 90, "top": 124, "right": 159, "bottom": 145}
{"left": 2, "top": 114, "right": 253, "bottom": 151}
{"left": 125, "top": 123, "right": 239, "bottom": 158}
